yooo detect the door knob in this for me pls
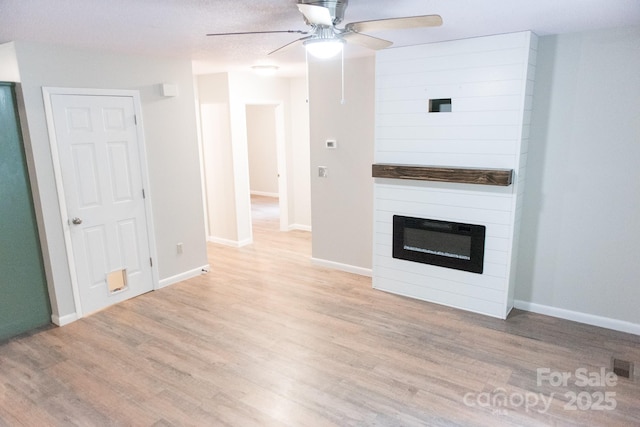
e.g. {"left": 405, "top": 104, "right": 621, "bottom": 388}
{"left": 71, "top": 217, "right": 83, "bottom": 225}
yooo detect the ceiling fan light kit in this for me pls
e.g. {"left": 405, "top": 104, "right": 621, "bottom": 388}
{"left": 251, "top": 65, "right": 280, "bottom": 76}
{"left": 304, "top": 38, "right": 344, "bottom": 59}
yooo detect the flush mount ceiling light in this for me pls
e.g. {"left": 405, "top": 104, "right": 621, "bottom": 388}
{"left": 251, "top": 65, "right": 279, "bottom": 76}
{"left": 304, "top": 38, "right": 344, "bottom": 59}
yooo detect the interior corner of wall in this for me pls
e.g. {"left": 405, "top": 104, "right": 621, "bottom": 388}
{"left": 51, "top": 311, "right": 79, "bottom": 327}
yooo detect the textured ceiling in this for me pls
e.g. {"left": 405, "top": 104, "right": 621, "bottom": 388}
{"left": 1, "top": 0, "right": 639, "bottom": 76}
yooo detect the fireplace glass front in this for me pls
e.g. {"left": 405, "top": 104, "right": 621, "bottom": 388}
{"left": 393, "top": 215, "right": 485, "bottom": 273}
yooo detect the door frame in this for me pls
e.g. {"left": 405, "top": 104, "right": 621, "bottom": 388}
{"left": 243, "top": 101, "right": 289, "bottom": 231}
{"left": 42, "top": 87, "right": 159, "bottom": 318}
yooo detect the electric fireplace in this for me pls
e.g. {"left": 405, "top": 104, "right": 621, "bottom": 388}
{"left": 393, "top": 215, "right": 486, "bottom": 274}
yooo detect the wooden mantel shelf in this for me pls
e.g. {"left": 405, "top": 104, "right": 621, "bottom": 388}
{"left": 372, "top": 163, "right": 513, "bottom": 186}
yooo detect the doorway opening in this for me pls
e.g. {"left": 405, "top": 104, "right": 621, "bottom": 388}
{"left": 198, "top": 78, "right": 311, "bottom": 248}
{"left": 250, "top": 195, "right": 280, "bottom": 234}
{"left": 245, "top": 103, "right": 287, "bottom": 234}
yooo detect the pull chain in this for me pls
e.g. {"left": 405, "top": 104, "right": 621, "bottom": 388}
{"left": 340, "top": 47, "right": 346, "bottom": 105}
{"left": 305, "top": 49, "right": 310, "bottom": 105}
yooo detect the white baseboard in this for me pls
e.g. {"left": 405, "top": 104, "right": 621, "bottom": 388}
{"left": 514, "top": 300, "right": 640, "bottom": 336}
{"left": 207, "top": 236, "right": 253, "bottom": 247}
{"left": 50, "top": 267, "right": 210, "bottom": 326}
{"left": 311, "top": 257, "right": 372, "bottom": 277}
{"left": 158, "top": 265, "right": 209, "bottom": 289}
{"left": 51, "top": 312, "right": 78, "bottom": 326}
{"left": 250, "top": 191, "right": 279, "bottom": 198}
{"left": 288, "top": 224, "right": 312, "bottom": 232}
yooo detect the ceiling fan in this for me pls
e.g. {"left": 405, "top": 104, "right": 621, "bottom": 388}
{"left": 207, "top": 0, "right": 443, "bottom": 59}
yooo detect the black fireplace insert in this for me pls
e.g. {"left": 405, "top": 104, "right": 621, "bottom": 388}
{"left": 393, "top": 215, "right": 486, "bottom": 274}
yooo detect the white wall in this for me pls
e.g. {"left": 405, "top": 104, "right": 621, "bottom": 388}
{"left": 0, "top": 42, "right": 20, "bottom": 82}
{"left": 247, "top": 105, "right": 279, "bottom": 196}
{"left": 516, "top": 26, "right": 640, "bottom": 330}
{"left": 197, "top": 73, "right": 239, "bottom": 243}
{"left": 13, "top": 41, "right": 208, "bottom": 322}
{"left": 308, "top": 55, "right": 375, "bottom": 273}
{"left": 290, "top": 77, "right": 311, "bottom": 230}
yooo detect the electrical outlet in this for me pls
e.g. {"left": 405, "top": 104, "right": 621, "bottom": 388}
{"left": 318, "top": 166, "right": 328, "bottom": 178}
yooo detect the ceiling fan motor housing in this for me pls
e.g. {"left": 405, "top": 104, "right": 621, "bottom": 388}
{"left": 298, "top": 0, "right": 348, "bottom": 25}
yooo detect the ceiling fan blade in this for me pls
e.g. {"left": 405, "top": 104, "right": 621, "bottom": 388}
{"left": 297, "top": 4, "right": 334, "bottom": 26}
{"left": 341, "top": 32, "right": 393, "bottom": 50}
{"left": 268, "top": 36, "right": 313, "bottom": 55}
{"left": 207, "top": 30, "right": 308, "bottom": 36}
{"left": 345, "top": 15, "right": 443, "bottom": 33}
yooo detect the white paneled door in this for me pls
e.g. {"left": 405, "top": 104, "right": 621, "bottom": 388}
{"left": 49, "top": 93, "right": 154, "bottom": 315}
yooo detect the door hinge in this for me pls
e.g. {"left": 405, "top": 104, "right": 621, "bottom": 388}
{"left": 134, "top": 115, "right": 138, "bottom": 125}
{"left": 150, "top": 257, "right": 153, "bottom": 267}
{"left": 142, "top": 188, "right": 146, "bottom": 199}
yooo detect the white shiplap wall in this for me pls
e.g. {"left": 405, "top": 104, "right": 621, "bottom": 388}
{"left": 373, "top": 32, "right": 537, "bottom": 319}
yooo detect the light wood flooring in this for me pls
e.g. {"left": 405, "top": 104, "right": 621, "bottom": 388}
{"left": 0, "top": 195, "right": 638, "bottom": 426}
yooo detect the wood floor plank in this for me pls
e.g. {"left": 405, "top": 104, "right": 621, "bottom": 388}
{"left": 0, "top": 195, "right": 638, "bottom": 426}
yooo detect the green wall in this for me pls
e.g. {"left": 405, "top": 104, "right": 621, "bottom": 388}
{"left": 0, "top": 82, "right": 51, "bottom": 340}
